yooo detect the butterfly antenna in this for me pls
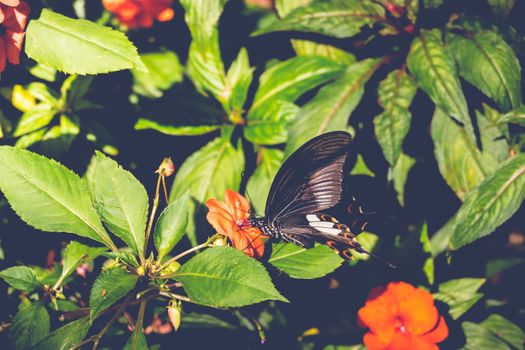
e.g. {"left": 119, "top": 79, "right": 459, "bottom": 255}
{"left": 354, "top": 243, "right": 396, "bottom": 269}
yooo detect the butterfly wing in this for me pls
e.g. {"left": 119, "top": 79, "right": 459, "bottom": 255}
{"left": 265, "top": 131, "right": 352, "bottom": 223}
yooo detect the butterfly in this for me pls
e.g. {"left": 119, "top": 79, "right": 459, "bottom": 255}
{"left": 248, "top": 131, "right": 392, "bottom": 265}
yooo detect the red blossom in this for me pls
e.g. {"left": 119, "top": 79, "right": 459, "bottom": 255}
{"left": 102, "top": 0, "right": 174, "bottom": 29}
{"left": 0, "top": 0, "right": 30, "bottom": 73}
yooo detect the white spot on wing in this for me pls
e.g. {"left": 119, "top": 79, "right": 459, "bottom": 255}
{"left": 316, "top": 227, "right": 342, "bottom": 235}
{"left": 306, "top": 214, "right": 320, "bottom": 222}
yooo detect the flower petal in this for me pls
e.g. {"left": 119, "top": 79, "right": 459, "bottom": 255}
{"left": 0, "top": 37, "right": 7, "bottom": 73}
{"left": 2, "top": 1, "right": 29, "bottom": 32}
{"left": 358, "top": 288, "right": 397, "bottom": 345}
{"left": 5, "top": 30, "right": 24, "bottom": 64}
{"left": 206, "top": 212, "right": 236, "bottom": 238}
{"left": 0, "top": 0, "right": 20, "bottom": 7}
{"left": 388, "top": 332, "right": 439, "bottom": 350}
{"left": 225, "top": 189, "right": 251, "bottom": 220}
{"left": 422, "top": 316, "right": 448, "bottom": 344}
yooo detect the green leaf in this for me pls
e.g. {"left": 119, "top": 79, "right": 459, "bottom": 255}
{"left": 351, "top": 154, "right": 375, "bottom": 177}
{"left": 419, "top": 223, "right": 434, "bottom": 285}
{"left": 87, "top": 152, "right": 148, "bottom": 256}
{"left": 268, "top": 243, "right": 343, "bottom": 279}
{"left": 9, "top": 302, "right": 50, "bottom": 350}
{"left": 134, "top": 118, "right": 220, "bottom": 136}
{"left": 349, "top": 232, "right": 379, "bottom": 262}
{"left": 181, "top": 312, "right": 237, "bottom": 330}
{"left": 246, "top": 148, "right": 284, "bottom": 215}
{"left": 89, "top": 268, "right": 137, "bottom": 320}
{"left": 25, "top": 9, "right": 146, "bottom": 75}
{"left": 460, "top": 319, "right": 521, "bottom": 350}
{"left": 285, "top": 59, "right": 379, "bottom": 156}
{"left": 132, "top": 50, "right": 183, "bottom": 98}
{"left": 0, "top": 146, "right": 115, "bottom": 248}
{"left": 374, "top": 69, "right": 417, "bottom": 166}
{"left": 33, "top": 317, "right": 91, "bottom": 350}
{"left": 275, "top": 0, "right": 311, "bottom": 16}
{"left": 481, "top": 314, "right": 524, "bottom": 349}
{"left": 14, "top": 106, "right": 56, "bottom": 137}
{"left": 60, "top": 241, "right": 106, "bottom": 282}
{"left": 447, "top": 30, "right": 521, "bottom": 112}
{"left": 154, "top": 191, "right": 190, "bottom": 261}
{"left": 429, "top": 214, "right": 456, "bottom": 256}
{"left": 254, "top": 0, "right": 384, "bottom": 38}
{"left": 175, "top": 247, "right": 288, "bottom": 307}
{"left": 500, "top": 105, "right": 525, "bottom": 126}
{"left": 408, "top": 29, "right": 475, "bottom": 143}
{"left": 476, "top": 105, "right": 509, "bottom": 163}
{"left": 0, "top": 266, "right": 40, "bottom": 292}
{"left": 291, "top": 40, "right": 356, "bottom": 66}
{"left": 26, "top": 82, "right": 59, "bottom": 106}
{"left": 451, "top": 154, "right": 525, "bottom": 249}
{"left": 123, "top": 326, "right": 149, "bottom": 350}
{"left": 389, "top": 153, "right": 416, "bottom": 206}
{"left": 225, "top": 47, "right": 254, "bottom": 113}
{"left": 244, "top": 100, "right": 300, "bottom": 145}
{"left": 14, "top": 129, "right": 47, "bottom": 149}
{"left": 169, "top": 137, "right": 244, "bottom": 245}
{"left": 434, "top": 278, "right": 485, "bottom": 319}
{"left": 486, "top": 258, "right": 524, "bottom": 278}
{"left": 487, "top": 0, "right": 516, "bottom": 18}
{"left": 431, "top": 108, "right": 497, "bottom": 200}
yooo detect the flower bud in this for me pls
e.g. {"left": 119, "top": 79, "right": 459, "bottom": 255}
{"left": 211, "top": 235, "right": 227, "bottom": 247}
{"left": 167, "top": 301, "right": 181, "bottom": 331}
{"left": 163, "top": 261, "right": 181, "bottom": 275}
{"left": 155, "top": 157, "right": 175, "bottom": 177}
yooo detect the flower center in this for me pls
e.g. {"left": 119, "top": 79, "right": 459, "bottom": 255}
{"left": 394, "top": 318, "right": 407, "bottom": 334}
{"left": 236, "top": 218, "right": 249, "bottom": 228}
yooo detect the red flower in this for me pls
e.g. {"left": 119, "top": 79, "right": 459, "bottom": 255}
{"left": 358, "top": 282, "right": 448, "bottom": 350}
{"left": 0, "top": 0, "right": 30, "bottom": 73}
{"left": 206, "top": 189, "right": 265, "bottom": 258}
{"left": 102, "top": 0, "right": 174, "bottom": 29}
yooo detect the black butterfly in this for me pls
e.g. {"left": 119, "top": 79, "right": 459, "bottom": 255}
{"left": 249, "top": 131, "right": 391, "bottom": 265}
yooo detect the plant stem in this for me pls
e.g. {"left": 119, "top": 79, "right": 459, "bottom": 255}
{"left": 161, "top": 175, "right": 169, "bottom": 204}
{"left": 143, "top": 176, "right": 162, "bottom": 264}
{"left": 159, "top": 291, "right": 192, "bottom": 303}
{"left": 159, "top": 241, "right": 210, "bottom": 272}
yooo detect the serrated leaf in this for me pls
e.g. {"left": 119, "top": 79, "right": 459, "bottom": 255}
{"left": 447, "top": 30, "right": 521, "bottom": 112}
{"left": 89, "top": 268, "right": 137, "bottom": 320}
{"left": 132, "top": 50, "right": 183, "bottom": 99}
{"left": 285, "top": 59, "right": 379, "bottom": 156}
{"left": 154, "top": 191, "right": 190, "bottom": 261}
{"left": 9, "top": 302, "right": 50, "bottom": 350}
{"left": 33, "top": 317, "right": 90, "bottom": 350}
{"left": 175, "top": 247, "right": 288, "bottom": 307}
{"left": 451, "top": 154, "right": 525, "bottom": 249}
{"left": 268, "top": 243, "right": 343, "bottom": 279}
{"left": 254, "top": 0, "right": 384, "bottom": 38}
{"left": 60, "top": 241, "right": 106, "bottom": 282}
{"left": 481, "top": 314, "right": 524, "bottom": 349}
{"left": 460, "top": 321, "right": 513, "bottom": 350}
{"left": 374, "top": 69, "right": 417, "bottom": 166}
{"left": 0, "top": 147, "right": 115, "bottom": 248}
{"left": 431, "top": 108, "right": 497, "bottom": 200}
{"left": 25, "top": 9, "right": 146, "bottom": 75}
{"left": 246, "top": 148, "right": 284, "bottom": 215}
{"left": 169, "top": 137, "right": 244, "bottom": 245}
{"left": 87, "top": 152, "right": 148, "bottom": 256}
{"left": 408, "top": 29, "right": 475, "bottom": 143}
{"left": 14, "top": 106, "right": 56, "bottom": 137}
{"left": 0, "top": 266, "right": 39, "bottom": 292}
{"left": 434, "top": 277, "right": 485, "bottom": 319}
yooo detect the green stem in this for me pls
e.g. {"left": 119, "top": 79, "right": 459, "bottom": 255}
{"left": 158, "top": 240, "right": 211, "bottom": 272}
{"left": 143, "top": 176, "right": 162, "bottom": 264}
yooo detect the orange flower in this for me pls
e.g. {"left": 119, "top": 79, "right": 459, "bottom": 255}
{"left": 358, "top": 282, "right": 448, "bottom": 350}
{"left": 206, "top": 189, "right": 265, "bottom": 258}
{"left": 0, "top": 0, "right": 30, "bottom": 72}
{"left": 102, "top": 0, "right": 174, "bottom": 29}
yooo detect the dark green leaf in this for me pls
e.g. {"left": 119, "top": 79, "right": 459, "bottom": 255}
{"left": 487, "top": 0, "right": 516, "bottom": 18}
{"left": 0, "top": 266, "right": 39, "bottom": 292}
{"left": 246, "top": 148, "right": 283, "bottom": 215}
{"left": 89, "top": 268, "right": 137, "bottom": 320}
{"left": 268, "top": 243, "right": 343, "bottom": 279}
{"left": 25, "top": 9, "right": 146, "bottom": 74}
{"left": 9, "top": 301, "right": 50, "bottom": 350}
{"left": 154, "top": 191, "right": 190, "bottom": 261}
{"left": 33, "top": 317, "right": 91, "bottom": 350}
{"left": 389, "top": 153, "right": 416, "bottom": 206}
{"left": 486, "top": 258, "right": 524, "bottom": 278}
{"left": 181, "top": 312, "right": 237, "bottom": 330}
{"left": 123, "top": 325, "right": 149, "bottom": 350}
{"left": 451, "top": 154, "right": 525, "bottom": 249}
{"left": 175, "top": 247, "right": 288, "bottom": 307}
{"left": 132, "top": 50, "right": 183, "bottom": 98}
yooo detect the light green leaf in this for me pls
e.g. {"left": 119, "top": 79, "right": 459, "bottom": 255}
{"left": 408, "top": 29, "right": 475, "bottom": 143}
{"left": 254, "top": 0, "right": 384, "bottom": 38}
{"left": 154, "top": 191, "right": 190, "bottom": 261}
{"left": 33, "top": 317, "right": 91, "bottom": 350}
{"left": 431, "top": 108, "right": 497, "bottom": 200}
{"left": 175, "top": 247, "right": 288, "bottom": 307}
{"left": 244, "top": 100, "right": 300, "bottom": 145}
{"left": 14, "top": 106, "right": 56, "bottom": 137}
{"left": 285, "top": 58, "right": 379, "bottom": 156}
{"left": 169, "top": 137, "right": 244, "bottom": 245}
{"left": 451, "top": 154, "right": 525, "bottom": 249}
{"left": 25, "top": 9, "right": 146, "bottom": 75}
{"left": 132, "top": 50, "right": 183, "bottom": 98}
{"left": 14, "top": 129, "right": 47, "bottom": 149}
{"left": 0, "top": 266, "right": 39, "bottom": 292}
{"left": 225, "top": 47, "right": 254, "bottom": 113}
{"left": 246, "top": 148, "right": 284, "bottom": 215}
{"left": 349, "top": 232, "right": 379, "bottom": 262}
{"left": 447, "top": 30, "right": 521, "bottom": 112}
{"left": 481, "top": 314, "right": 524, "bottom": 349}
{"left": 500, "top": 105, "right": 525, "bottom": 126}
{"left": 419, "top": 223, "right": 434, "bottom": 285}
{"left": 487, "top": 0, "right": 516, "bottom": 18}
{"left": 476, "top": 105, "right": 509, "bottom": 163}
{"left": 429, "top": 214, "right": 456, "bottom": 256}
{"left": 275, "top": 0, "right": 311, "bottom": 16}
{"left": 135, "top": 118, "right": 220, "bottom": 136}
{"left": 351, "top": 154, "right": 375, "bottom": 177}
{"left": 60, "top": 241, "right": 106, "bottom": 282}
{"left": 26, "top": 82, "right": 59, "bottom": 106}
{"left": 89, "top": 268, "right": 137, "bottom": 320}
{"left": 87, "top": 152, "right": 148, "bottom": 256}
{"left": 0, "top": 146, "right": 115, "bottom": 248}
{"left": 374, "top": 69, "right": 417, "bottom": 166}
{"left": 460, "top": 321, "right": 514, "bottom": 350}
{"left": 291, "top": 40, "right": 356, "bottom": 66}
{"left": 434, "top": 278, "right": 485, "bottom": 319}
{"left": 389, "top": 153, "right": 416, "bottom": 206}
{"left": 9, "top": 302, "right": 50, "bottom": 350}
{"left": 268, "top": 243, "right": 343, "bottom": 279}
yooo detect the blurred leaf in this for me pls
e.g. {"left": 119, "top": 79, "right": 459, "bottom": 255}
{"left": 59, "top": 75, "right": 94, "bottom": 110}
{"left": 351, "top": 154, "right": 375, "bottom": 177}
{"left": 169, "top": 137, "right": 244, "bottom": 245}
{"left": 59, "top": 241, "right": 106, "bottom": 282}
{"left": 324, "top": 345, "right": 366, "bottom": 350}
{"left": 285, "top": 59, "right": 379, "bottom": 155}
{"left": 481, "top": 314, "right": 524, "bottom": 349}
{"left": 269, "top": 243, "right": 343, "bottom": 279}
{"left": 500, "top": 105, "right": 525, "bottom": 126}
{"left": 451, "top": 154, "right": 525, "bottom": 249}
{"left": 460, "top": 316, "right": 524, "bottom": 350}
{"left": 87, "top": 152, "right": 148, "bottom": 256}
{"left": 0, "top": 266, "right": 39, "bottom": 292}
{"left": 389, "top": 153, "right": 416, "bottom": 206}
{"left": 476, "top": 105, "right": 509, "bottom": 163}
{"left": 0, "top": 147, "right": 115, "bottom": 248}
{"left": 135, "top": 119, "right": 220, "bottom": 136}
{"left": 275, "top": 0, "right": 311, "bottom": 16}
{"left": 429, "top": 214, "right": 455, "bottom": 256}
{"left": 9, "top": 301, "right": 50, "bottom": 350}
{"left": 434, "top": 278, "right": 485, "bottom": 319}
{"left": 12, "top": 84, "right": 36, "bottom": 112}
{"left": 132, "top": 50, "right": 183, "bottom": 98}
{"left": 408, "top": 29, "right": 475, "bottom": 143}
{"left": 423, "top": 0, "right": 443, "bottom": 9}
{"left": 486, "top": 258, "right": 524, "bottom": 278}
{"left": 431, "top": 108, "right": 497, "bottom": 200}
{"left": 487, "top": 0, "right": 516, "bottom": 18}
{"left": 374, "top": 69, "right": 417, "bottom": 166}
{"left": 28, "top": 63, "right": 57, "bottom": 82}
{"left": 447, "top": 30, "right": 521, "bottom": 112}
{"left": 181, "top": 312, "right": 237, "bottom": 330}
{"left": 419, "top": 223, "right": 434, "bottom": 285}
{"left": 350, "top": 232, "right": 379, "bottom": 262}
{"left": 14, "top": 106, "right": 56, "bottom": 137}
{"left": 246, "top": 148, "right": 283, "bottom": 215}
{"left": 26, "top": 83, "right": 58, "bottom": 106}
{"left": 175, "top": 247, "right": 288, "bottom": 307}
{"left": 123, "top": 325, "right": 149, "bottom": 350}
{"left": 14, "top": 130, "right": 47, "bottom": 150}
{"left": 225, "top": 47, "right": 254, "bottom": 113}
{"left": 33, "top": 317, "right": 90, "bottom": 350}
{"left": 254, "top": 0, "right": 384, "bottom": 38}
{"left": 89, "top": 268, "right": 137, "bottom": 320}
{"left": 154, "top": 191, "right": 190, "bottom": 261}
{"left": 291, "top": 40, "right": 356, "bottom": 65}
{"left": 25, "top": 9, "right": 146, "bottom": 74}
